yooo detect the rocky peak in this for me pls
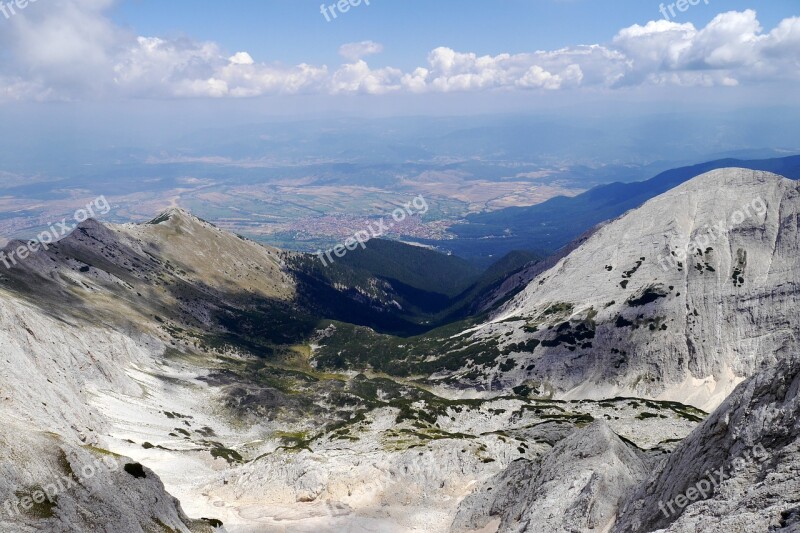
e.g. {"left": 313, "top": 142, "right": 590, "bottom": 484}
{"left": 452, "top": 420, "right": 649, "bottom": 533}
{"left": 458, "top": 168, "right": 799, "bottom": 411}
{"left": 616, "top": 349, "right": 800, "bottom": 532}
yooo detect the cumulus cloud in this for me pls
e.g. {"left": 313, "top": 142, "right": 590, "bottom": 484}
{"left": 0, "top": 2, "right": 797, "bottom": 102}
{"left": 338, "top": 41, "right": 384, "bottom": 61}
{"left": 330, "top": 60, "right": 403, "bottom": 94}
{"left": 611, "top": 10, "right": 800, "bottom": 87}
{"left": 229, "top": 52, "right": 255, "bottom": 66}
{"left": 395, "top": 47, "right": 593, "bottom": 92}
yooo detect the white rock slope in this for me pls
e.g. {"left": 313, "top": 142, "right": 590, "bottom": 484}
{"left": 616, "top": 349, "right": 800, "bottom": 532}
{"left": 462, "top": 169, "right": 799, "bottom": 411}
{"left": 451, "top": 421, "right": 649, "bottom": 533}
{"left": 0, "top": 288, "right": 219, "bottom": 532}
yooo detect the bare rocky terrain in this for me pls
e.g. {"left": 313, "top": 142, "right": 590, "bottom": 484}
{"left": 0, "top": 168, "right": 797, "bottom": 532}
{"left": 448, "top": 169, "right": 800, "bottom": 412}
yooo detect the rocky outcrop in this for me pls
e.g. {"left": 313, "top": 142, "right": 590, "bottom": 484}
{"left": 615, "top": 350, "right": 800, "bottom": 532}
{"left": 2, "top": 178, "right": 797, "bottom": 532}
{"left": 460, "top": 169, "right": 800, "bottom": 411}
{"left": 451, "top": 421, "right": 648, "bottom": 533}
{"left": 0, "top": 423, "right": 215, "bottom": 533}
{"left": 455, "top": 348, "right": 800, "bottom": 533}
{"left": 0, "top": 287, "right": 222, "bottom": 531}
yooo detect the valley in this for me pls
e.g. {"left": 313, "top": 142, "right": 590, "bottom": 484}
{"left": 1, "top": 166, "right": 798, "bottom": 531}
{"left": 3, "top": 2, "right": 800, "bottom": 531}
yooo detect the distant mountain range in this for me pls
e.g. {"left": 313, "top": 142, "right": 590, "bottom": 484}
{"left": 1, "top": 165, "right": 798, "bottom": 532}
{"left": 442, "top": 155, "right": 800, "bottom": 263}
{"left": 317, "top": 167, "right": 800, "bottom": 411}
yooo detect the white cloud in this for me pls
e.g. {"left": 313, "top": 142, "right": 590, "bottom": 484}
{"left": 330, "top": 60, "right": 402, "bottom": 94}
{"left": 229, "top": 52, "right": 255, "bottom": 66}
{"left": 108, "top": 34, "right": 327, "bottom": 98}
{"left": 610, "top": 10, "right": 800, "bottom": 86}
{"left": 409, "top": 47, "right": 593, "bottom": 92}
{"left": 516, "top": 66, "right": 564, "bottom": 90}
{"left": 338, "top": 41, "right": 384, "bottom": 61}
{"left": 1, "top": 0, "right": 123, "bottom": 100}
{"left": 0, "top": 3, "right": 797, "bottom": 102}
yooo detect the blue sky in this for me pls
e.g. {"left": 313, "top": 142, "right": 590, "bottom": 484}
{"left": 0, "top": 0, "right": 797, "bottom": 117}
{"left": 107, "top": 0, "right": 797, "bottom": 69}
{"left": 0, "top": 0, "right": 797, "bottom": 184}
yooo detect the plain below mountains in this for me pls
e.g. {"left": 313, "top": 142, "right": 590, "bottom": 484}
{"left": 319, "top": 168, "right": 800, "bottom": 414}
{"left": 443, "top": 154, "right": 800, "bottom": 263}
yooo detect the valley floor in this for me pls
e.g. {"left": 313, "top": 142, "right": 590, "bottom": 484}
{"left": 88, "top": 349, "right": 701, "bottom": 532}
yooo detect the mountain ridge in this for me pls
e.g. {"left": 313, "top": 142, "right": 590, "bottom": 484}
{"left": 443, "top": 155, "right": 800, "bottom": 261}
{"left": 1, "top": 165, "right": 798, "bottom": 532}
{"left": 310, "top": 168, "right": 800, "bottom": 412}
{"left": 473, "top": 168, "right": 800, "bottom": 410}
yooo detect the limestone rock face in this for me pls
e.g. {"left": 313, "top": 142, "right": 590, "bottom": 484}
{"left": 462, "top": 169, "right": 800, "bottom": 411}
{"left": 456, "top": 349, "right": 800, "bottom": 533}
{"left": 615, "top": 350, "right": 800, "bottom": 533}
{"left": 0, "top": 292, "right": 218, "bottom": 532}
{"left": 445, "top": 169, "right": 800, "bottom": 532}
{"left": 451, "top": 421, "right": 648, "bottom": 533}
{"left": 1, "top": 170, "right": 798, "bottom": 532}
